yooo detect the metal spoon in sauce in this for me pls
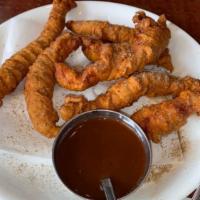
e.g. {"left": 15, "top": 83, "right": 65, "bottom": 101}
{"left": 101, "top": 178, "right": 117, "bottom": 200}
{"left": 192, "top": 184, "right": 200, "bottom": 200}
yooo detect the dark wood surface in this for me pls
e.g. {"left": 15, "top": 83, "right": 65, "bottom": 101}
{"left": 0, "top": 0, "right": 198, "bottom": 198}
{"left": 0, "top": 0, "right": 200, "bottom": 43}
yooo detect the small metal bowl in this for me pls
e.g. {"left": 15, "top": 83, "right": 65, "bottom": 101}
{"left": 52, "top": 109, "right": 152, "bottom": 199}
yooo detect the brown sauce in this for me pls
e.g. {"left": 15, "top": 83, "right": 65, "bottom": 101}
{"left": 54, "top": 118, "right": 147, "bottom": 200}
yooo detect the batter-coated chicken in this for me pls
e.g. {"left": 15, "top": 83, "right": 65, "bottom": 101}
{"left": 82, "top": 37, "right": 172, "bottom": 67}
{"left": 0, "top": 0, "right": 76, "bottom": 105}
{"left": 66, "top": 11, "right": 162, "bottom": 43}
{"left": 56, "top": 12, "right": 171, "bottom": 91}
{"left": 66, "top": 11, "right": 173, "bottom": 71}
{"left": 82, "top": 38, "right": 173, "bottom": 72}
{"left": 131, "top": 90, "right": 200, "bottom": 143}
{"left": 25, "top": 32, "right": 80, "bottom": 138}
{"left": 66, "top": 19, "right": 137, "bottom": 43}
{"left": 59, "top": 72, "right": 200, "bottom": 121}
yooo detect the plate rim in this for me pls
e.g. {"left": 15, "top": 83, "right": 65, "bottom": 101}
{"left": 0, "top": 1, "right": 199, "bottom": 200}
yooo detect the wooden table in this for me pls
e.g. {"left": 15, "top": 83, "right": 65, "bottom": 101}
{"left": 0, "top": 0, "right": 199, "bottom": 199}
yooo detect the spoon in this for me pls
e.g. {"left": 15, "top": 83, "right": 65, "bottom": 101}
{"left": 192, "top": 184, "right": 200, "bottom": 200}
{"left": 101, "top": 178, "right": 117, "bottom": 200}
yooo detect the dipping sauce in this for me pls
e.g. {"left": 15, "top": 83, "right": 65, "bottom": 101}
{"left": 54, "top": 118, "right": 147, "bottom": 200}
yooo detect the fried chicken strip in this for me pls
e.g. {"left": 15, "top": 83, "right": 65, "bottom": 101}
{"left": 59, "top": 72, "right": 200, "bottom": 121}
{"left": 82, "top": 38, "right": 174, "bottom": 72}
{"left": 66, "top": 11, "right": 173, "bottom": 71}
{"left": 66, "top": 11, "right": 162, "bottom": 43}
{"left": 82, "top": 37, "right": 172, "bottom": 70}
{"left": 56, "top": 12, "right": 171, "bottom": 91}
{"left": 131, "top": 90, "right": 200, "bottom": 143}
{"left": 25, "top": 32, "right": 80, "bottom": 138}
{"left": 82, "top": 38, "right": 173, "bottom": 72}
{"left": 66, "top": 19, "right": 137, "bottom": 43}
{"left": 0, "top": 0, "right": 76, "bottom": 105}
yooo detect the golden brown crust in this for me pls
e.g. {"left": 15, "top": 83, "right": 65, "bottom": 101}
{"left": 56, "top": 12, "right": 171, "bottom": 91}
{"left": 0, "top": 0, "right": 76, "bottom": 104}
{"left": 55, "top": 60, "right": 108, "bottom": 91}
{"left": 66, "top": 11, "right": 167, "bottom": 43}
{"left": 59, "top": 72, "right": 200, "bottom": 121}
{"left": 66, "top": 20, "right": 137, "bottom": 43}
{"left": 66, "top": 11, "right": 173, "bottom": 72}
{"left": 156, "top": 48, "right": 173, "bottom": 72}
{"left": 131, "top": 90, "right": 200, "bottom": 143}
{"left": 25, "top": 32, "right": 81, "bottom": 138}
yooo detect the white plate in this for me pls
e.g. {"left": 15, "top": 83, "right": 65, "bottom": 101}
{"left": 0, "top": 1, "right": 200, "bottom": 200}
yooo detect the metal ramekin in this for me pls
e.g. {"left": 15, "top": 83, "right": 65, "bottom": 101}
{"left": 52, "top": 109, "right": 152, "bottom": 199}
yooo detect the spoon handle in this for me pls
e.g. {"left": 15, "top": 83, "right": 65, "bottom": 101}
{"left": 101, "top": 178, "right": 117, "bottom": 200}
{"left": 192, "top": 184, "right": 200, "bottom": 200}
